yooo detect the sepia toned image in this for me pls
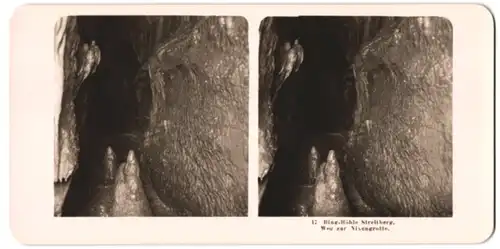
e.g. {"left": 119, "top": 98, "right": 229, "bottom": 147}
{"left": 9, "top": 3, "right": 494, "bottom": 245}
{"left": 53, "top": 15, "right": 249, "bottom": 217}
{"left": 258, "top": 16, "right": 453, "bottom": 217}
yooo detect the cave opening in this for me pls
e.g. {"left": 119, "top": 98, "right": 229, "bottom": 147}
{"left": 259, "top": 17, "right": 365, "bottom": 216}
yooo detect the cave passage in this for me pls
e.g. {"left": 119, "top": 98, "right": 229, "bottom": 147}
{"left": 259, "top": 17, "right": 365, "bottom": 216}
{"left": 61, "top": 16, "right": 149, "bottom": 216}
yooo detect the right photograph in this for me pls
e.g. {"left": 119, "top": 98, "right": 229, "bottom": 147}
{"left": 258, "top": 16, "right": 453, "bottom": 217}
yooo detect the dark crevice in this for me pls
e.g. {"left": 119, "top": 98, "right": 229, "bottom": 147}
{"left": 61, "top": 16, "right": 147, "bottom": 216}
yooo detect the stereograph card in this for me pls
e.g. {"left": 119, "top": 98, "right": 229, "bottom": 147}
{"left": 9, "top": 3, "right": 494, "bottom": 245}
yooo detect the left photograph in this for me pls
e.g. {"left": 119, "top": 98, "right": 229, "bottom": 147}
{"left": 53, "top": 16, "right": 249, "bottom": 217}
